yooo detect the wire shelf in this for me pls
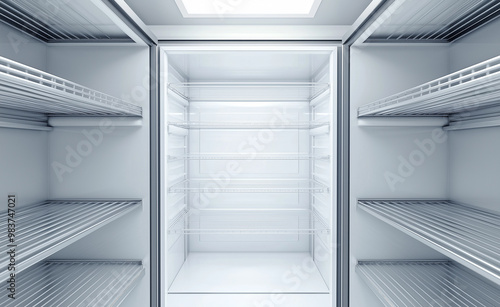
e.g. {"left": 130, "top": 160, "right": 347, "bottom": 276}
{"left": 364, "top": 0, "right": 500, "bottom": 43}
{"left": 0, "top": 0, "right": 132, "bottom": 42}
{"left": 168, "top": 179, "right": 329, "bottom": 193}
{"left": 168, "top": 209, "right": 331, "bottom": 235}
{"left": 167, "top": 153, "right": 330, "bottom": 160}
{"left": 0, "top": 199, "right": 141, "bottom": 281}
{"left": 169, "top": 122, "right": 329, "bottom": 130}
{"left": 357, "top": 260, "right": 500, "bottom": 307}
{"left": 168, "top": 82, "right": 330, "bottom": 102}
{"left": 358, "top": 199, "right": 500, "bottom": 285}
{"left": 0, "top": 260, "right": 144, "bottom": 307}
{"left": 0, "top": 56, "right": 142, "bottom": 117}
{"left": 358, "top": 55, "right": 500, "bottom": 117}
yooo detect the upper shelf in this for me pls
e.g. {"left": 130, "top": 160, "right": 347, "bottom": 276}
{"left": 0, "top": 260, "right": 144, "bottom": 307}
{"left": 357, "top": 260, "right": 500, "bottom": 307}
{"left": 358, "top": 55, "right": 500, "bottom": 118}
{"left": 0, "top": 56, "right": 142, "bottom": 117}
{"left": 168, "top": 82, "right": 330, "bottom": 102}
{"left": 358, "top": 199, "right": 500, "bottom": 286}
{"left": 0, "top": 199, "right": 141, "bottom": 281}
{"left": 356, "top": 0, "right": 500, "bottom": 44}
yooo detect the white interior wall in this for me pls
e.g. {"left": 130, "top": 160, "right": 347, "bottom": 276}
{"left": 0, "top": 24, "right": 49, "bottom": 209}
{"left": 350, "top": 45, "right": 450, "bottom": 307}
{"left": 45, "top": 46, "right": 150, "bottom": 307}
{"left": 448, "top": 18, "right": 500, "bottom": 213}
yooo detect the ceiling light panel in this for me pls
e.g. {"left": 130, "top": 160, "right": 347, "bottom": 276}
{"left": 175, "top": 0, "right": 322, "bottom": 18}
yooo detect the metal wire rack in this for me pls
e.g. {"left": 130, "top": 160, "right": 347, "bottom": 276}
{"left": 0, "top": 260, "right": 144, "bottom": 306}
{"left": 358, "top": 55, "right": 500, "bottom": 117}
{"left": 0, "top": 56, "right": 142, "bottom": 117}
{"left": 357, "top": 260, "right": 500, "bottom": 307}
{"left": 358, "top": 199, "right": 500, "bottom": 285}
{"left": 0, "top": 0, "right": 131, "bottom": 42}
{"left": 0, "top": 199, "right": 141, "bottom": 281}
{"left": 362, "top": 0, "right": 500, "bottom": 43}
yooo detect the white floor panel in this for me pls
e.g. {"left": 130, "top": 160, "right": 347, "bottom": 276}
{"left": 167, "top": 294, "right": 331, "bottom": 307}
{"left": 168, "top": 252, "right": 330, "bottom": 293}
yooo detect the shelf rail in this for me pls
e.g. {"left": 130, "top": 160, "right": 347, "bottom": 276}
{"left": 0, "top": 260, "right": 144, "bottom": 307}
{"left": 168, "top": 122, "right": 329, "bottom": 130}
{"left": 357, "top": 260, "right": 500, "bottom": 307}
{"left": 358, "top": 55, "right": 500, "bottom": 117}
{"left": 358, "top": 199, "right": 500, "bottom": 285}
{"left": 167, "top": 153, "right": 330, "bottom": 160}
{"left": 0, "top": 56, "right": 142, "bottom": 117}
{"left": 0, "top": 199, "right": 141, "bottom": 281}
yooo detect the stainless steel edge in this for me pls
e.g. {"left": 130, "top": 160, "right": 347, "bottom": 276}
{"left": 337, "top": 45, "right": 350, "bottom": 307}
{"left": 150, "top": 45, "right": 160, "bottom": 307}
{"left": 342, "top": 0, "right": 394, "bottom": 45}
{"left": 100, "top": 0, "right": 158, "bottom": 46}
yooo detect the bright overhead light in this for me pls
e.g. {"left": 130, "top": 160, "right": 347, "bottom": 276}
{"left": 175, "top": 0, "right": 322, "bottom": 18}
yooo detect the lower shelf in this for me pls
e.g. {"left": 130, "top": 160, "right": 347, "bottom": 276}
{"left": 168, "top": 252, "right": 329, "bottom": 294}
{"left": 0, "top": 199, "right": 141, "bottom": 281}
{"left": 357, "top": 260, "right": 500, "bottom": 307}
{"left": 1, "top": 260, "right": 144, "bottom": 307}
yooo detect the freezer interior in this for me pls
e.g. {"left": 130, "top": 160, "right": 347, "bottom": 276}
{"left": 162, "top": 48, "right": 337, "bottom": 306}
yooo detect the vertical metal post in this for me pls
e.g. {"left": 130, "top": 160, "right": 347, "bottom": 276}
{"left": 150, "top": 45, "right": 160, "bottom": 307}
{"left": 337, "top": 44, "right": 350, "bottom": 307}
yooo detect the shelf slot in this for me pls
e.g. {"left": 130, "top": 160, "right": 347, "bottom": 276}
{"left": 358, "top": 199, "right": 500, "bottom": 285}
{"left": 0, "top": 260, "right": 144, "bottom": 307}
{"left": 0, "top": 199, "right": 141, "bottom": 281}
{"left": 357, "top": 261, "right": 500, "bottom": 307}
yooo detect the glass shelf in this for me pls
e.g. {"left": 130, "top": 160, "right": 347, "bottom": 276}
{"left": 168, "top": 179, "right": 329, "bottom": 193}
{"left": 358, "top": 260, "right": 500, "bottom": 307}
{"left": 168, "top": 82, "right": 330, "bottom": 102}
{"left": 168, "top": 209, "right": 330, "bottom": 235}
{"left": 358, "top": 199, "right": 500, "bottom": 285}
{"left": 167, "top": 153, "right": 330, "bottom": 160}
{"left": 168, "top": 122, "right": 329, "bottom": 130}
